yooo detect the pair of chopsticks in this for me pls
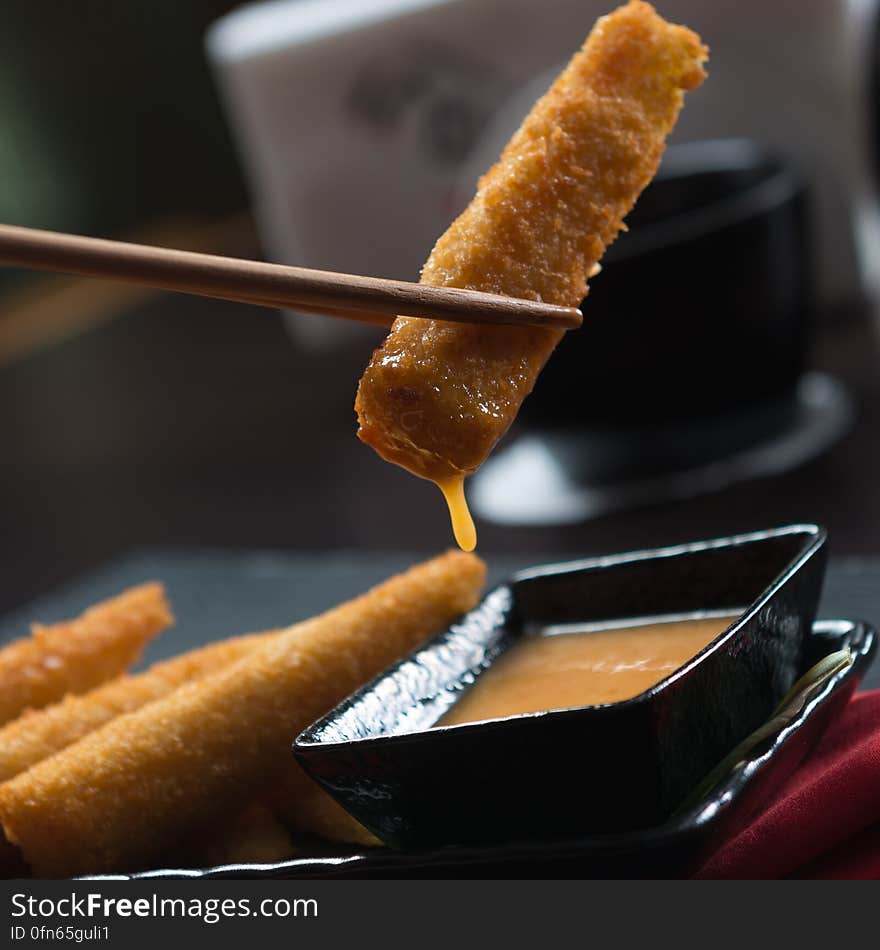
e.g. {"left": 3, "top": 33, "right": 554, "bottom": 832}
{"left": 0, "top": 224, "right": 582, "bottom": 332}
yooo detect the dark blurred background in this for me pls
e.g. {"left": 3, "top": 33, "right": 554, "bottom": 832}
{"left": 2, "top": 0, "right": 880, "bottom": 617}
{"left": 0, "top": 1, "right": 244, "bottom": 261}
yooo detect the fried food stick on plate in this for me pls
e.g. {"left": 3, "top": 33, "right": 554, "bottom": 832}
{"left": 0, "top": 582, "right": 172, "bottom": 726}
{"left": 0, "top": 626, "right": 384, "bottom": 853}
{"left": 190, "top": 802, "right": 296, "bottom": 868}
{"left": 355, "top": 1, "right": 708, "bottom": 550}
{"left": 0, "top": 626, "right": 374, "bottom": 858}
{"left": 269, "top": 761, "right": 380, "bottom": 848}
{"left": 0, "top": 628, "right": 274, "bottom": 872}
{"left": 0, "top": 629, "right": 272, "bottom": 784}
{"left": 0, "top": 551, "right": 486, "bottom": 877}
{"left": 0, "top": 629, "right": 378, "bottom": 861}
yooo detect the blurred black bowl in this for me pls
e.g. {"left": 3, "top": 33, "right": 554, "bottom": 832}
{"left": 523, "top": 138, "right": 809, "bottom": 428}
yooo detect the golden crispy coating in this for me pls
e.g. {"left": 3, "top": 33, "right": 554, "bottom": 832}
{"left": 0, "top": 582, "right": 172, "bottom": 726}
{"left": 0, "top": 630, "right": 272, "bottom": 784}
{"left": 355, "top": 1, "right": 707, "bottom": 482}
{"left": 193, "top": 803, "right": 295, "bottom": 868}
{"left": 0, "top": 551, "right": 486, "bottom": 877}
{"left": 269, "top": 762, "right": 380, "bottom": 848}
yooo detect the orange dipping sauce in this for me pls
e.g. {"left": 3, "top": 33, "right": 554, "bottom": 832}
{"left": 439, "top": 612, "right": 740, "bottom": 726}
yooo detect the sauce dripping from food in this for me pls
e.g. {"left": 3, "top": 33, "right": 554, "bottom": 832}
{"left": 436, "top": 476, "right": 477, "bottom": 552}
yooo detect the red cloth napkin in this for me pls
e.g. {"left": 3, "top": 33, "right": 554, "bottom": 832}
{"left": 694, "top": 689, "right": 880, "bottom": 879}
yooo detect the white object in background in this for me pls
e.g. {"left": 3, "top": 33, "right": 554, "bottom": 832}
{"left": 207, "top": 0, "right": 880, "bottom": 349}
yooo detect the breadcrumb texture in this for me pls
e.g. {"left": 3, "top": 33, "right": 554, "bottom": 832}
{"left": 0, "top": 551, "right": 486, "bottom": 877}
{"left": 0, "top": 630, "right": 271, "bottom": 784}
{"left": 0, "top": 582, "right": 171, "bottom": 727}
{"left": 355, "top": 1, "right": 707, "bottom": 480}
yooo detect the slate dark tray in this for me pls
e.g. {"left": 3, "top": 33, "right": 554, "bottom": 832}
{"left": 1, "top": 547, "right": 876, "bottom": 879}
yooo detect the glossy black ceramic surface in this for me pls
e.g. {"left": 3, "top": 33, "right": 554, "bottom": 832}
{"left": 110, "top": 616, "right": 873, "bottom": 879}
{"left": 294, "top": 525, "right": 828, "bottom": 852}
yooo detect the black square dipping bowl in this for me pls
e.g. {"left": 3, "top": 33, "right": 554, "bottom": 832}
{"left": 294, "top": 525, "right": 828, "bottom": 852}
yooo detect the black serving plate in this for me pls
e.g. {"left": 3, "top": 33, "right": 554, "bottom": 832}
{"left": 111, "top": 616, "right": 874, "bottom": 880}
{"left": 295, "top": 525, "right": 827, "bottom": 852}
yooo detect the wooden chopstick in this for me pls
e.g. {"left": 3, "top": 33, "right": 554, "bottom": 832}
{"left": 0, "top": 223, "right": 582, "bottom": 331}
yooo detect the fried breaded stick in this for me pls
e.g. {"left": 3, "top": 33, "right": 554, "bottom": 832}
{"left": 192, "top": 803, "right": 296, "bottom": 868}
{"left": 0, "top": 630, "right": 272, "bottom": 784}
{"left": 0, "top": 629, "right": 369, "bottom": 862}
{"left": 0, "top": 629, "right": 275, "bottom": 875}
{"left": 270, "top": 762, "right": 380, "bottom": 848}
{"left": 0, "top": 551, "right": 485, "bottom": 877}
{"left": 0, "top": 582, "right": 171, "bottom": 726}
{"left": 0, "top": 630, "right": 375, "bottom": 855}
{"left": 355, "top": 1, "right": 707, "bottom": 542}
